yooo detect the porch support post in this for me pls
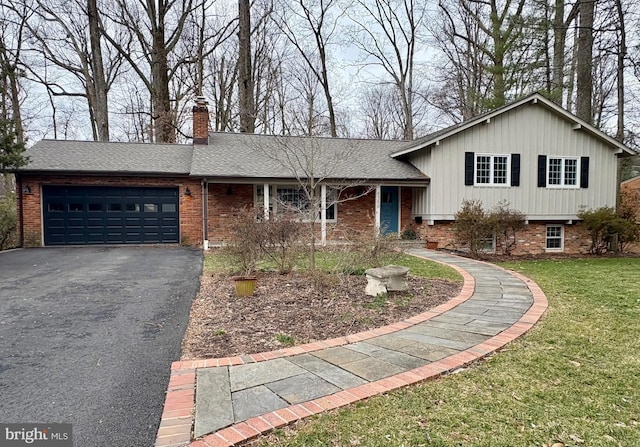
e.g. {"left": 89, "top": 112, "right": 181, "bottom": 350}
{"left": 320, "top": 184, "right": 327, "bottom": 246}
{"left": 374, "top": 184, "right": 381, "bottom": 235}
{"left": 263, "top": 183, "right": 270, "bottom": 220}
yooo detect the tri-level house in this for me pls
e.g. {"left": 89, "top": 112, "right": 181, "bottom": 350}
{"left": 14, "top": 93, "right": 635, "bottom": 254}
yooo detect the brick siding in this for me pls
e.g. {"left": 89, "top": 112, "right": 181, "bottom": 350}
{"left": 413, "top": 220, "right": 591, "bottom": 255}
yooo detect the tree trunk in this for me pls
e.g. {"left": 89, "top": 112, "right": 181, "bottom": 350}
{"left": 551, "top": 0, "right": 567, "bottom": 104}
{"left": 576, "top": 0, "right": 595, "bottom": 123}
{"left": 87, "top": 0, "right": 109, "bottom": 141}
{"left": 150, "top": 0, "right": 175, "bottom": 143}
{"left": 614, "top": 0, "right": 625, "bottom": 142}
{"left": 238, "top": 0, "right": 255, "bottom": 133}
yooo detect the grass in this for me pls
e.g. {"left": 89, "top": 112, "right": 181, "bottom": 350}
{"left": 203, "top": 248, "right": 462, "bottom": 283}
{"left": 254, "top": 257, "right": 640, "bottom": 447}
{"left": 275, "top": 333, "right": 295, "bottom": 347}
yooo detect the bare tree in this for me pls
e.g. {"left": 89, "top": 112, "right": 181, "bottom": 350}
{"left": 360, "top": 84, "right": 405, "bottom": 139}
{"left": 101, "top": 0, "right": 195, "bottom": 142}
{"left": 349, "top": 0, "right": 426, "bottom": 139}
{"left": 437, "top": 0, "right": 528, "bottom": 112}
{"left": 274, "top": 0, "right": 342, "bottom": 137}
{"left": 250, "top": 136, "right": 373, "bottom": 270}
{"left": 238, "top": 0, "right": 255, "bottom": 132}
{"left": 430, "top": 0, "right": 492, "bottom": 120}
{"left": 15, "top": 0, "right": 121, "bottom": 141}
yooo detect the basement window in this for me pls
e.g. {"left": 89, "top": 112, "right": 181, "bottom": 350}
{"left": 546, "top": 224, "right": 564, "bottom": 251}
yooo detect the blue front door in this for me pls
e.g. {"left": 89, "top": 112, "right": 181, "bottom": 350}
{"left": 380, "top": 186, "right": 399, "bottom": 235}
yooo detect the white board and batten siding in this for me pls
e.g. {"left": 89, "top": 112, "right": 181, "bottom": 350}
{"left": 409, "top": 104, "right": 620, "bottom": 221}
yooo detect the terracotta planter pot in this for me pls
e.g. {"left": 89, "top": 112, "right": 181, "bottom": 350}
{"left": 231, "top": 276, "right": 257, "bottom": 297}
{"left": 427, "top": 240, "right": 438, "bottom": 250}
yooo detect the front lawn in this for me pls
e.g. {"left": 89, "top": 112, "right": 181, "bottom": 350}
{"left": 252, "top": 258, "right": 640, "bottom": 447}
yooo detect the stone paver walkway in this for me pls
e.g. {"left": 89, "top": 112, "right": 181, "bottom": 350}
{"left": 155, "top": 250, "right": 548, "bottom": 447}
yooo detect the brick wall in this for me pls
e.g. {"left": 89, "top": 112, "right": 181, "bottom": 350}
{"left": 17, "top": 174, "right": 203, "bottom": 247}
{"left": 205, "top": 184, "right": 415, "bottom": 244}
{"left": 413, "top": 220, "right": 591, "bottom": 255}
{"left": 207, "top": 183, "right": 254, "bottom": 243}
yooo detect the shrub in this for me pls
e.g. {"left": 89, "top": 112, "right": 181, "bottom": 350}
{"left": 577, "top": 206, "right": 639, "bottom": 254}
{"left": 224, "top": 207, "right": 302, "bottom": 274}
{"left": 487, "top": 200, "right": 526, "bottom": 255}
{"left": 401, "top": 228, "right": 417, "bottom": 240}
{"left": 258, "top": 211, "right": 302, "bottom": 273}
{"left": 0, "top": 193, "right": 18, "bottom": 250}
{"left": 453, "top": 199, "right": 491, "bottom": 258}
{"left": 224, "top": 207, "right": 263, "bottom": 275}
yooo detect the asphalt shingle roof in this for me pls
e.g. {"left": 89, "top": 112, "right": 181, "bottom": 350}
{"left": 20, "top": 140, "right": 193, "bottom": 175}
{"left": 190, "top": 133, "right": 427, "bottom": 181}
{"left": 18, "top": 134, "right": 428, "bottom": 182}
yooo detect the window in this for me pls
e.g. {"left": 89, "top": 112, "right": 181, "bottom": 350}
{"left": 475, "top": 154, "right": 509, "bottom": 185}
{"left": 546, "top": 225, "right": 564, "bottom": 250}
{"left": 255, "top": 185, "right": 336, "bottom": 221}
{"left": 144, "top": 203, "right": 158, "bottom": 212}
{"left": 478, "top": 235, "right": 495, "bottom": 252}
{"left": 548, "top": 157, "right": 578, "bottom": 187}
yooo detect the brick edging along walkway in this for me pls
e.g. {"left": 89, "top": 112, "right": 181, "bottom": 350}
{"left": 155, "top": 252, "right": 548, "bottom": 447}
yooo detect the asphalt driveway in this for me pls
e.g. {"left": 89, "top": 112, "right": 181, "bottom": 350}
{"left": 0, "top": 246, "right": 202, "bottom": 447}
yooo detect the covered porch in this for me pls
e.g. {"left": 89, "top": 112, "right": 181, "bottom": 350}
{"left": 202, "top": 181, "right": 428, "bottom": 247}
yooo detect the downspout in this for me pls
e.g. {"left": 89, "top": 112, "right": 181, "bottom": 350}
{"left": 202, "top": 178, "right": 209, "bottom": 250}
{"left": 17, "top": 175, "right": 24, "bottom": 247}
{"left": 321, "top": 184, "right": 327, "bottom": 246}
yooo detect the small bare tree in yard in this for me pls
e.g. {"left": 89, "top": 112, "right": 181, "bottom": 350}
{"left": 250, "top": 136, "right": 373, "bottom": 271}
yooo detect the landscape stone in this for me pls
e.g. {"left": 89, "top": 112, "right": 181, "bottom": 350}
{"left": 229, "top": 358, "right": 305, "bottom": 391}
{"left": 194, "top": 367, "right": 233, "bottom": 438}
{"left": 265, "top": 372, "right": 340, "bottom": 404}
{"left": 231, "top": 385, "right": 288, "bottom": 422}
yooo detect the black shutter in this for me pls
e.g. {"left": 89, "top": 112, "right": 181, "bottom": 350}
{"left": 464, "top": 152, "right": 474, "bottom": 185}
{"left": 537, "top": 155, "right": 547, "bottom": 187}
{"left": 580, "top": 156, "right": 589, "bottom": 188}
{"left": 511, "top": 154, "right": 521, "bottom": 186}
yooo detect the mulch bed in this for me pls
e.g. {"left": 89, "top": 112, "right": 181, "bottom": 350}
{"left": 181, "top": 271, "right": 461, "bottom": 359}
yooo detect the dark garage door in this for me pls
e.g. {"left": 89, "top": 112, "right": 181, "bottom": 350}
{"left": 43, "top": 185, "right": 180, "bottom": 245}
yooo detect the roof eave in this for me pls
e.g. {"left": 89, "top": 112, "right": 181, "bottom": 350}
{"left": 16, "top": 169, "right": 191, "bottom": 177}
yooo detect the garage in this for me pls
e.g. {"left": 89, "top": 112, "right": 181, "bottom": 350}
{"left": 43, "top": 185, "right": 180, "bottom": 245}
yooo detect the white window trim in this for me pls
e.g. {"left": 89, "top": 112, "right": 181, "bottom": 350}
{"left": 254, "top": 184, "right": 337, "bottom": 223}
{"left": 545, "top": 224, "right": 564, "bottom": 251}
{"left": 474, "top": 153, "right": 510, "bottom": 187}
{"left": 546, "top": 156, "right": 580, "bottom": 189}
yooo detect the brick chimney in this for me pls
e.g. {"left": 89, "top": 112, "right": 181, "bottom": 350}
{"left": 193, "top": 96, "right": 209, "bottom": 145}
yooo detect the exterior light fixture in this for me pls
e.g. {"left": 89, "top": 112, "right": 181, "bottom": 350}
{"left": 184, "top": 187, "right": 191, "bottom": 196}
{"left": 23, "top": 185, "right": 32, "bottom": 194}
